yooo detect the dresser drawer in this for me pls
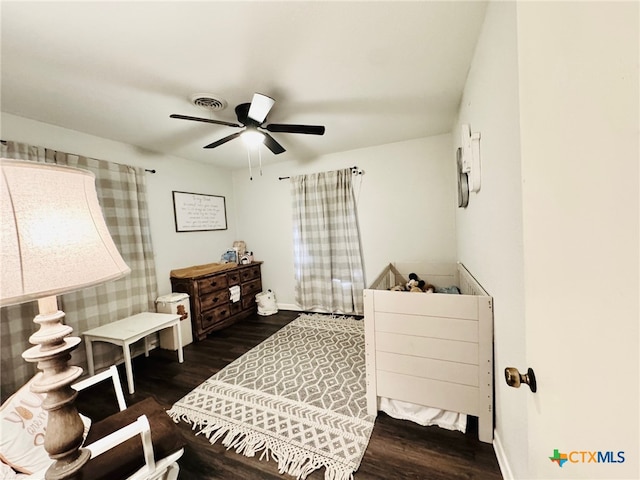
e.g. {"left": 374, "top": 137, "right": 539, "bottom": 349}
{"left": 197, "top": 275, "right": 228, "bottom": 295}
{"left": 242, "top": 278, "right": 262, "bottom": 297}
{"left": 198, "top": 289, "right": 229, "bottom": 311}
{"left": 229, "top": 301, "right": 242, "bottom": 316}
{"left": 227, "top": 271, "right": 240, "bottom": 285}
{"left": 200, "top": 304, "right": 230, "bottom": 329}
{"left": 242, "top": 293, "right": 257, "bottom": 310}
{"left": 240, "top": 265, "right": 261, "bottom": 282}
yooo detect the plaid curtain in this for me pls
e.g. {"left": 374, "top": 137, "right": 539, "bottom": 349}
{"left": 1, "top": 141, "right": 157, "bottom": 401}
{"left": 291, "top": 168, "right": 365, "bottom": 315}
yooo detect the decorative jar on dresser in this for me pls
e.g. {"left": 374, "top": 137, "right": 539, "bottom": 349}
{"left": 169, "top": 262, "right": 263, "bottom": 341}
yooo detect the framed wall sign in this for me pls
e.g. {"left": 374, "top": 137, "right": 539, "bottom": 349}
{"left": 172, "top": 191, "right": 227, "bottom": 232}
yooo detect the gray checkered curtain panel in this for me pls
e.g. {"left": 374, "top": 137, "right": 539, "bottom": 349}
{"left": 291, "top": 168, "right": 365, "bottom": 315}
{"left": 0, "top": 141, "right": 157, "bottom": 400}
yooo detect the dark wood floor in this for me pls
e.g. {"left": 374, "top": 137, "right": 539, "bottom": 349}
{"left": 76, "top": 310, "right": 503, "bottom": 480}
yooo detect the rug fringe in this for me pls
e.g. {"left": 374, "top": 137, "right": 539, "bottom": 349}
{"left": 175, "top": 415, "right": 357, "bottom": 480}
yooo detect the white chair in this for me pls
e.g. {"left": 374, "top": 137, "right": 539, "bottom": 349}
{"left": 23, "top": 366, "right": 184, "bottom": 480}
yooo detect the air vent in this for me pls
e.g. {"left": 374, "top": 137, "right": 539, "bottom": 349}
{"left": 190, "top": 93, "right": 227, "bottom": 112}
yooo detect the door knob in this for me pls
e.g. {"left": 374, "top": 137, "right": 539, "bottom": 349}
{"left": 505, "top": 367, "right": 537, "bottom": 393}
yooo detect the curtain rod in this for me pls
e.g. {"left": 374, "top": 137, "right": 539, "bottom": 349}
{"left": 1, "top": 139, "right": 157, "bottom": 173}
{"left": 279, "top": 166, "right": 363, "bottom": 180}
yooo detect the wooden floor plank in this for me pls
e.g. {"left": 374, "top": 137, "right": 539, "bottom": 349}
{"left": 76, "top": 310, "right": 502, "bottom": 479}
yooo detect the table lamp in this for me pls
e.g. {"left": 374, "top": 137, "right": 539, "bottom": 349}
{"left": 0, "top": 159, "right": 131, "bottom": 480}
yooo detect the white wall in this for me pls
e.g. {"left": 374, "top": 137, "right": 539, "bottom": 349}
{"left": 453, "top": 2, "right": 526, "bottom": 478}
{"left": 232, "top": 135, "right": 457, "bottom": 308}
{"left": 1, "top": 113, "right": 238, "bottom": 295}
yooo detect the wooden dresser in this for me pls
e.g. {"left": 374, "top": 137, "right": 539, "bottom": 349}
{"left": 170, "top": 262, "right": 262, "bottom": 341}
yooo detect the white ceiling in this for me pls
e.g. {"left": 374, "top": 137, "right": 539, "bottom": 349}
{"left": 1, "top": 1, "right": 487, "bottom": 169}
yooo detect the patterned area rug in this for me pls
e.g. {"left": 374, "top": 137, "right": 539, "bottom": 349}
{"left": 168, "top": 313, "right": 375, "bottom": 480}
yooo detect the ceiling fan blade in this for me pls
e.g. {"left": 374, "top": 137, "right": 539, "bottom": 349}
{"left": 265, "top": 123, "right": 325, "bottom": 135}
{"left": 170, "top": 114, "right": 242, "bottom": 128}
{"left": 262, "top": 132, "right": 286, "bottom": 155}
{"left": 203, "top": 131, "right": 243, "bottom": 149}
{"left": 247, "top": 93, "right": 275, "bottom": 124}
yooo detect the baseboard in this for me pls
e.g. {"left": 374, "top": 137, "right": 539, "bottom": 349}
{"left": 493, "top": 430, "right": 512, "bottom": 480}
{"left": 277, "top": 303, "right": 303, "bottom": 311}
{"left": 276, "top": 304, "right": 363, "bottom": 316}
{"left": 275, "top": 304, "right": 334, "bottom": 313}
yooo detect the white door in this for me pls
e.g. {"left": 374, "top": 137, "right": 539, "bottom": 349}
{"left": 518, "top": 3, "right": 639, "bottom": 479}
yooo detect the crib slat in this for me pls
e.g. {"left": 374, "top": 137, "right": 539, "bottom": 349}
{"left": 376, "top": 371, "right": 479, "bottom": 416}
{"left": 376, "top": 332, "right": 478, "bottom": 365}
{"left": 376, "top": 351, "right": 479, "bottom": 386}
{"left": 375, "top": 312, "right": 478, "bottom": 342}
{"left": 372, "top": 289, "right": 479, "bottom": 319}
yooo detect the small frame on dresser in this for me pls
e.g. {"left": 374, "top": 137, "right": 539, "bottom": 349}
{"left": 172, "top": 190, "right": 227, "bottom": 232}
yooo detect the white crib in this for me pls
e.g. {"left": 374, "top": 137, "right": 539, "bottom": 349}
{"left": 363, "top": 261, "right": 494, "bottom": 443}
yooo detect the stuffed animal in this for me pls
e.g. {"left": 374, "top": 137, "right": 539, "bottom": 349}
{"left": 389, "top": 273, "right": 436, "bottom": 293}
{"left": 406, "top": 273, "right": 420, "bottom": 290}
{"left": 407, "top": 273, "right": 435, "bottom": 293}
{"left": 422, "top": 282, "right": 436, "bottom": 293}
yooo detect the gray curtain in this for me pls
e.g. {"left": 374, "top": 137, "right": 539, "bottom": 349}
{"left": 291, "top": 168, "right": 365, "bottom": 315}
{"left": 1, "top": 141, "right": 157, "bottom": 401}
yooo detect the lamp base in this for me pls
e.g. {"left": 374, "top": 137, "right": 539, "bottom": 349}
{"left": 22, "top": 296, "right": 90, "bottom": 480}
{"left": 45, "top": 448, "right": 92, "bottom": 480}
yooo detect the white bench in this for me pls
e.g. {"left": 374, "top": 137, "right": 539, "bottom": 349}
{"left": 83, "top": 312, "right": 184, "bottom": 394}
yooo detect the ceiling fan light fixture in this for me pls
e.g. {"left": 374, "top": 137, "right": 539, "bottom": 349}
{"left": 247, "top": 93, "right": 275, "bottom": 123}
{"left": 171, "top": 92, "right": 324, "bottom": 155}
{"left": 241, "top": 130, "right": 265, "bottom": 148}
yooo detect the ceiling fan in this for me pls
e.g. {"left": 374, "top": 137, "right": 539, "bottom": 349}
{"left": 170, "top": 93, "right": 325, "bottom": 155}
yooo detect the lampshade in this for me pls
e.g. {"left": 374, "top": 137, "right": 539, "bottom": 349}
{"left": 0, "top": 159, "right": 131, "bottom": 306}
